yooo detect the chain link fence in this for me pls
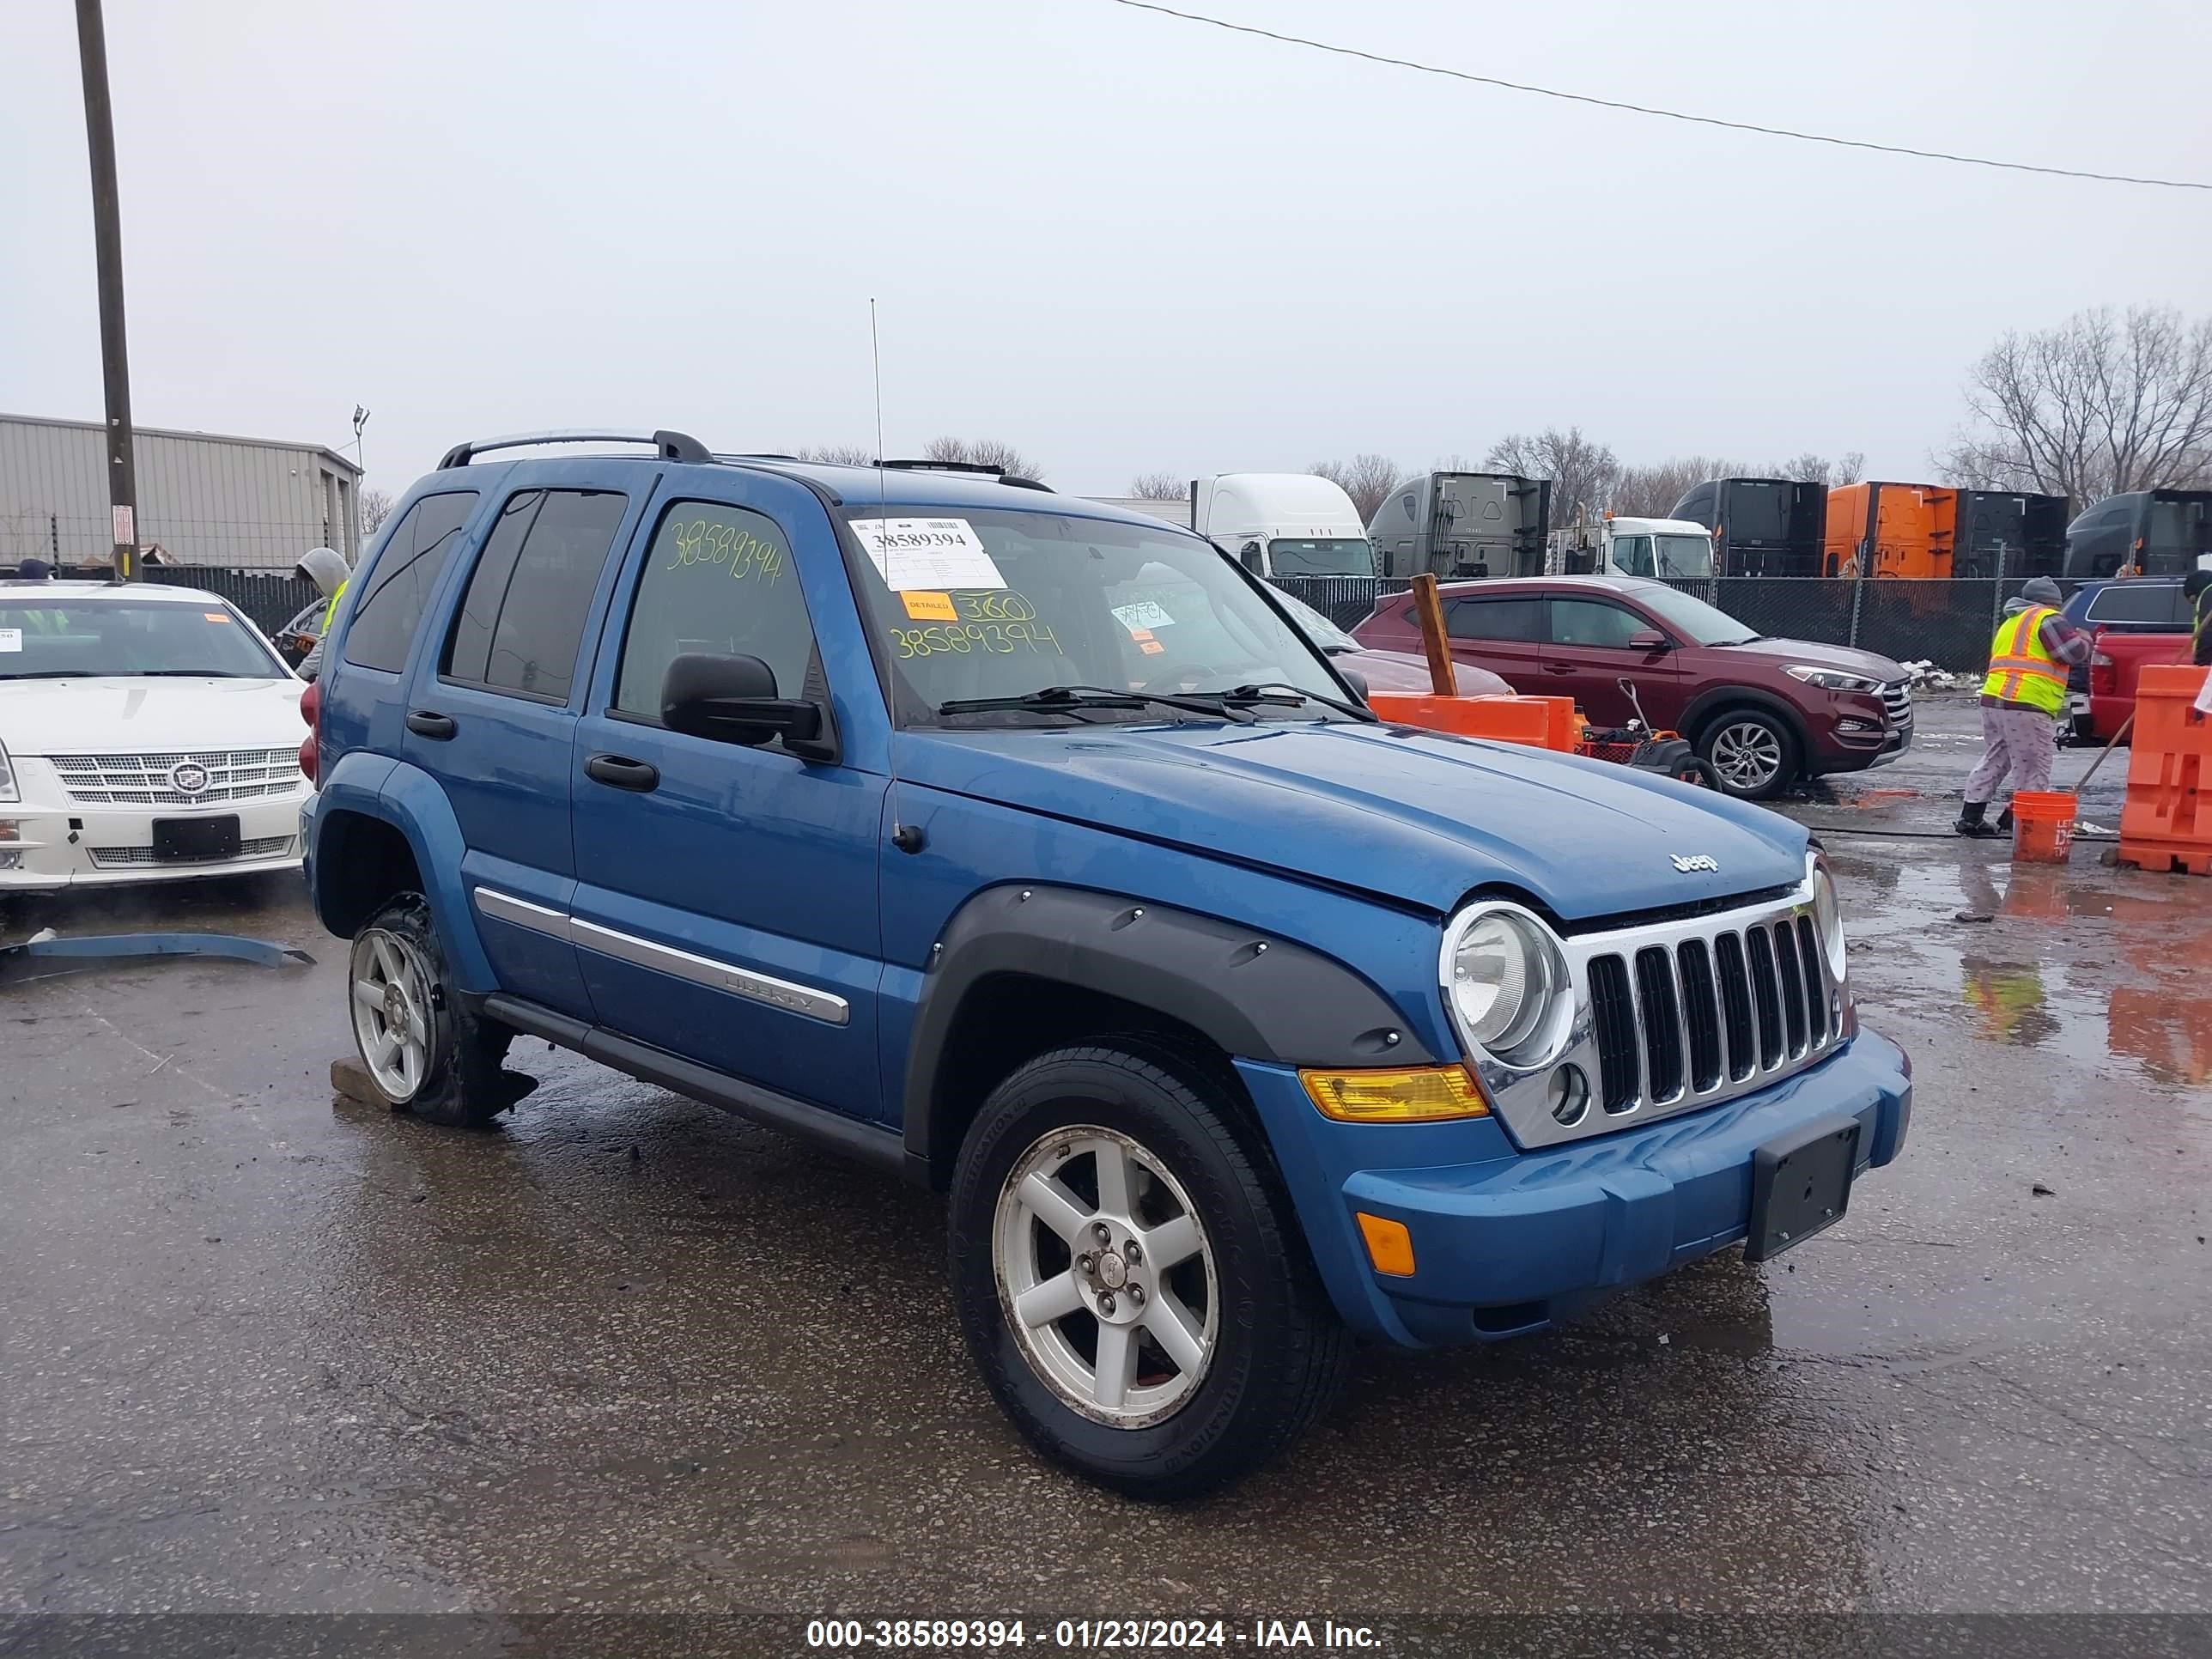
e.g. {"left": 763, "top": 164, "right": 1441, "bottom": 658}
{"left": 2, "top": 562, "right": 321, "bottom": 634}
{"left": 1268, "top": 574, "right": 2090, "bottom": 672}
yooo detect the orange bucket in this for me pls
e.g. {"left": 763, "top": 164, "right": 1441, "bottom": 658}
{"left": 2009, "top": 791, "right": 2076, "bottom": 863}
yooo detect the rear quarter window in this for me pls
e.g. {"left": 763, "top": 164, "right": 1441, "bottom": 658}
{"left": 2086, "top": 584, "right": 2187, "bottom": 628}
{"left": 343, "top": 491, "right": 478, "bottom": 673}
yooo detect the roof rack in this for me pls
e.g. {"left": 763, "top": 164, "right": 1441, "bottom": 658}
{"left": 874, "top": 458, "right": 1052, "bottom": 492}
{"left": 436, "top": 428, "right": 713, "bottom": 470}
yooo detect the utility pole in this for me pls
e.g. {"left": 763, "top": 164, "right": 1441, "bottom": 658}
{"left": 76, "top": 0, "right": 137, "bottom": 582}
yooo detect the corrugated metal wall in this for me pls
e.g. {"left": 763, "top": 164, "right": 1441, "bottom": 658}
{"left": 0, "top": 415, "right": 362, "bottom": 570}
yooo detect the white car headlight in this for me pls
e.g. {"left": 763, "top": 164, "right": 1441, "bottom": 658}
{"left": 1809, "top": 854, "right": 1846, "bottom": 980}
{"left": 1784, "top": 665, "right": 1883, "bottom": 695}
{"left": 0, "top": 739, "right": 17, "bottom": 804}
{"left": 1440, "top": 902, "right": 1573, "bottom": 1068}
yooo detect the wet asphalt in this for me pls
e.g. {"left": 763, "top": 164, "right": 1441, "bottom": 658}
{"left": 3, "top": 697, "right": 2208, "bottom": 1633}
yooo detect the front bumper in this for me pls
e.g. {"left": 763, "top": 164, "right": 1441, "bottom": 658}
{"left": 1236, "top": 1028, "right": 1911, "bottom": 1347}
{"left": 0, "top": 763, "right": 310, "bottom": 890}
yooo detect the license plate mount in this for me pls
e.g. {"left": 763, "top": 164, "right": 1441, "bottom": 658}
{"left": 153, "top": 815, "right": 242, "bottom": 863}
{"left": 1745, "top": 1114, "right": 1861, "bottom": 1263}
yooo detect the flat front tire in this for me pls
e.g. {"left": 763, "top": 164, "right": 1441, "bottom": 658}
{"left": 348, "top": 894, "right": 521, "bottom": 1129}
{"left": 948, "top": 1040, "right": 1349, "bottom": 1499}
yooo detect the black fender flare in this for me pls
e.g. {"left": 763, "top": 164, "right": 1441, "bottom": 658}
{"left": 901, "top": 884, "right": 1439, "bottom": 1175}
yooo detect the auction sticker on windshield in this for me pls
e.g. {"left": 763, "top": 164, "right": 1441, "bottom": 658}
{"left": 0, "top": 629, "right": 21, "bottom": 653}
{"left": 1111, "top": 600, "right": 1176, "bottom": 632}
{"left": 850, "top": 517, "right": 1006, "bottom": 592}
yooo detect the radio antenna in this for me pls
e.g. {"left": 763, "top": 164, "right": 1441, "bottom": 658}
{"left": 873, "top": 298, "right": 925, "bottom": 857}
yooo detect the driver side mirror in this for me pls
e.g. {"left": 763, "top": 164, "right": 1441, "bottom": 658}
{"left": 661, "top": 653, "right": 823, "bottom": 749}
{"left": 1239, "top": 540, "right": 1262, "bottom": 574}
{"left": 1337, "top": 666, "right": 1370, "bottom": 702}
{"left": 1626, "top": 629, "right": 1670, "bottom": 653}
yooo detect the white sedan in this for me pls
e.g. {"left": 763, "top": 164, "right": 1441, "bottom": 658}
{"left": 1, "top": 580, "right": 312, "bottom": 890}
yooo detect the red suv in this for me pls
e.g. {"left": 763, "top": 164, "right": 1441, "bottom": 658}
{"left": 1352, "top": 576, "right": 1913, "bottom": 799}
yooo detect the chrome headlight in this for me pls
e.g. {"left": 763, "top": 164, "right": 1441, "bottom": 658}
{"left": 0, "top": 740, "right": 17, "bottom": 805}
{"left": 1808, "top": 854, "right": 1846, "bottom": 980}
{"left": 1784, "top": 665, "right": 1883, "bottom": 695}
{"left": 1440, "top": 902, "right": 1574, "bottom": 1069}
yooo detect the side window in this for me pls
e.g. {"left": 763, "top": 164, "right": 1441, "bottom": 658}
{"left": 614, "top": 501, "right": 814, "bottom": 718}
{"left": 342, "top": 491, "right": 478, "bottom": 673}
{"left": 1445, "top": 597, "right": 1541, "bottom": 641}
{"left": 444, "top": 488, "right": 628, "bottom": 702}
{"left": 1612, "top": 534, "right": 1654, "bottom": 576}
{"left": 1548, "top": 599, "right": 1644, "bottom": 648}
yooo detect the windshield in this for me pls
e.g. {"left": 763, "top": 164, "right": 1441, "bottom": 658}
{"left": 1653, "top": 534, "right": 1715, "bottom": 578}
{"left": 1264, "top": 586, "right": 1358, "bottom": 652}
{"left": 0, "top": 596, "right": 285, "bottom": 679}
{"left": 1267, "top": 537, "right": 1375, "bottom": 578}
{"left": 843, "top": 508, "right": 1348, "bottom": 726}
{"left": 1632, "top": 585, "right": 1759, "bottom": 646}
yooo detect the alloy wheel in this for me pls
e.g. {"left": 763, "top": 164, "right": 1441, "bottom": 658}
{"left": 349, "top": 927, "right": 434, "bottom": 1101}
{"left": 992, "top": 1125, "right": 1218, "bottom": 1428}
{"left": 1709, "top": 720, "right": 1785, "bottom": 793}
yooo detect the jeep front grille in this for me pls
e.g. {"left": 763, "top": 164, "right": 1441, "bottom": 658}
{"left": 1477, "top": 874, "right": 1850, "bottom": 1151}
{"left": 1584, "top": 913, "right": 1838, "bottom": 1120}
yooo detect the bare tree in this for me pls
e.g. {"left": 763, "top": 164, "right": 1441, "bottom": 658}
{"left": 361, "top": 487, "right": 396, "bottom": 535}
{"left": 1608, "top": 456, "right": 1734, "bottom": 518}
{"left": 785, "top": 444, "right": 878, "bottom": 465}
{"left": 1484, "top": 427, "right": 1621, "bottom": 524}
{"left": 1308, "top": 453, "right": 1405, "bottom": 522}
{"left": 1937, "top": 305, "right": 2212, "bottom": 503}
{"left": 1127, "top": 471, "right": 1185, "bottom": 500}
{"left": 921, "top": 435, "right": 1046, "bottom": 481}
{"left": 1773, "top": 451, "right": 1865, "bottom": 487}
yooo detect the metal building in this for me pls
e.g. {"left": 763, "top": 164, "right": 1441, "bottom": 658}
{"left": 0, "top": 412, "right": 362, "bottom": 571}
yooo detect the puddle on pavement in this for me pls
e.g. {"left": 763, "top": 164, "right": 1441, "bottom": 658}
{"left": 1834, "top": 851, "right": 2212, "bottom": 1090}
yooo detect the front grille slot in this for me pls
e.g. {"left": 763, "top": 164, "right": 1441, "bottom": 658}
{"left": 1774, "top": 922, "right": 1808, "bottom": 1056}
{"left": 1587, "top": 954, "right": 1640, "bottom": 1113}
{"left": 51, "top": 749, "right": 304, "bottom": 806}
{"left": 87, "top": 835, "right": 293, "bottom": 868}
{"left": 1747, "top": 926, "right": 1784, "bottom": 1068}
{"left": 1714, "top": 931, "right": 1756, "bottom": 1080}
{"left": 1796, "top": 916, "right": 1829, "bottom": 1043}
{"left": 1633, "top": 947, "right": 1684, "bottom": 1103}
{"left": 1677, "top": 939, "right": 1723, "bottom": 1092}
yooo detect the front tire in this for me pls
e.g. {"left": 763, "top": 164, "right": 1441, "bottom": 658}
{"left": 1697, "top": 708, "right": 1800, "bottom": 800}
{"left": 348, "top": 894, "right": 525, "bottom": 1129}
{"left": 948, "top": 1040, "right": 1349, "bottom": 1499}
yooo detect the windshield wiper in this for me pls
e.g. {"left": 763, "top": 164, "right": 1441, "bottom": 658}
{"left": 935, "top": 684, "right": 1254, "bottom": 723}
{"left": 1219, "top": 682, "right": 1378, "bottom": 722}
{"left": 131, "top": 669, "right": 261, "bottom": 678}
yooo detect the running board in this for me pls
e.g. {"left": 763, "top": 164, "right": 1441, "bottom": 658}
{"left": 479, "top": 993, "right": 912, "bottom": 1182}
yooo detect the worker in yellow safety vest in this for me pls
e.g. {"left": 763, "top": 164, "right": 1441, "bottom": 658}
{"left": 1957, "top": 575, "right": 2090, "bottom": 838}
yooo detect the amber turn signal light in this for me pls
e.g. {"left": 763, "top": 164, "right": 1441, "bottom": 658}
{"left": 1299, "top": 1064, "right": 1490, "bottom": 1122}
{"left": 1355, "top": 1212, "right": 1417, "bottom": 1277}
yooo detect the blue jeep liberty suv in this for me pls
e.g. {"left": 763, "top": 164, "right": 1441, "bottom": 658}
{"left": 302, "top": 430, "right": 1911, "bottom": 1498}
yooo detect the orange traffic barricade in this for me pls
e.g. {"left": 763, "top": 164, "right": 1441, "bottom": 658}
{"left": 1366, "top": 693, "right": 1579, "bottom": 751}
{"left": 2117, "top": 665, "right": 2211, "bottom": 876}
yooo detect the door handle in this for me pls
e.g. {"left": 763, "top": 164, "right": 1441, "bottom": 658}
{"left": 1543, "top": 663, "right": 1577, "bottom": 675}
{"left": 405, "top": 708, "right": 458, "bottom": 739}
{"left": 584, "top": 753, "right": 660, "bottom": 793}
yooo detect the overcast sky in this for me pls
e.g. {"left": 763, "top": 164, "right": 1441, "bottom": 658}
{"left": 3, "top": 0, "right": 2207, "bottom": 496}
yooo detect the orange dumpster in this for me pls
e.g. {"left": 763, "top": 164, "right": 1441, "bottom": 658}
{"left": 1367, "top": 693, "right": 1579, "bottom": 751}
{"left": 2117, "top": 665, "right": 2210, "bottom": 876}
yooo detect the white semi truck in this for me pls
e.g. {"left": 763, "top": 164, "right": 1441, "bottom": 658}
{"left": 1087, "top": 476, "right": 1376, "bottom": 580}
{"left": 1547, "top": 512, "right": 1718, "bottom": 579}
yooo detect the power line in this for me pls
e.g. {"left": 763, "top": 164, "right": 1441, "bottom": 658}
{"left": 1100, "top": 0, "right": 2212, "bottom": 192}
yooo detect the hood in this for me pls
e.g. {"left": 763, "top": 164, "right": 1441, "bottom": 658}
{"left": 4, "top": 677, "right": 306, "bottom": 755}
{"left": 1711, "top": 635, "right": 1906, "bottom": 681}
{"left": 1336, "top": 647, "right": 1510, "bottom": 698}
{"left": 295, "top": 546, "right": 349, "bottom": 598}
{"left": 904, "top": 720, "right": 1808, "bottom": 922}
